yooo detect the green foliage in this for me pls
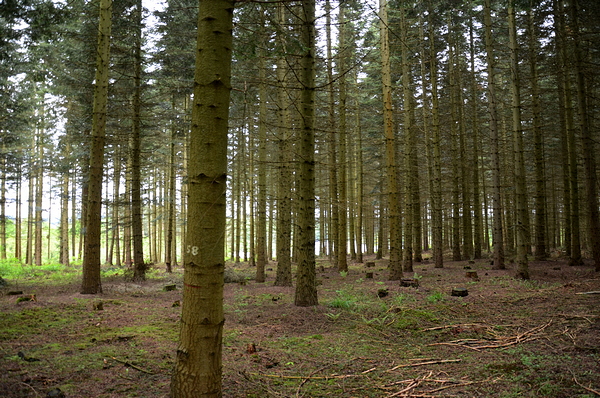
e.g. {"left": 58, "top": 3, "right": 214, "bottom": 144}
{"left": 0, "top": 258, "right": 78, "bottom": 282}
{"left": 327, "top": 287, "right": 360, "bottom": 310}
{"left": 426, "top": 291, "right": 445, "bottom": 303}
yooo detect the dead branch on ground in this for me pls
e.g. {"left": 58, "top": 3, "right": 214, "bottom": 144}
{"left": 427, "top": 320, "right": 552, "bottom": 351}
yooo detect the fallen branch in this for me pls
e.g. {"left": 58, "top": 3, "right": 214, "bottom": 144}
{"left": 387, "top": 359, "right": 461, "bottom": 371}
{"left": 19, "top": 382, "right": 41, "bottom": 398}
{"left": 572, "top": 371, "right": 600, "bottom": 396}
{"left": 253, "top": 372, "right": 363, "bottom": 380}
{"left": 575, "top": 291, "right": 600, "bottom": 295}
{"left": 422, "top": 323, "right": 486, "bottom": 331}
{"left": 427, "top": 321, "right": 552, "bottom": 351}
{"left": 109, "top": 357, "right": 154, "bottom": 375}
{"left": 385, "top": 371, "right": 432, "bottom": 398}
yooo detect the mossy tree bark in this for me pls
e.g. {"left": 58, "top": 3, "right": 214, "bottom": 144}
{"left": 569, "top": 0, "right": 600, "bottom": 271}
{"left": 275, "top": 1, "right": 292, "bottom": 287}
{"left": 81, "top": 0, "right": 112, "bottom": 294}
{"left": 170, "top": 0, "right": 234, "bottom": 395}
{"left": 294, "top": 0, "right": 318, "bottom": 307}
{"left": 527, "top": 4, "right": 547, "bottom": 261}
{"left": 428, "top": 5, "right": 443, "bottom": 269}
{"left": 509, "top": 1, "right": 529, "bottom": 279}
{"left": 484, "top": 0, "right": 504, "bottom": 270}
{"left": 337, "top": 1, "right": 348, "bottom": 273}
{"left": 255, "top": 20, "right": 267, "bottom": 283}
{"left": 400, "top": 4, "right": 415, "bottom": 272}
{"left": 130, "top": 0, "right": 145, "bottom": 281}
{"left": 380, "top": 0, "right": 402, "bottom": 280}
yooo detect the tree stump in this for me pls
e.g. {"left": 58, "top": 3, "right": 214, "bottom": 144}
{"left": 365, "top": 272, "right": 374, "bottom": 279}
{"left": 401, "top": 278, "right": 419, "bottom": 288}
{"left": 451, "top": 287, "right": 468, "bottom": 297}
{"left": 366, "top": 262, "right": 375, "bottom": 268}
{"left": 163, "top": 284, "right": 177, "bottom": 292}
{"left": 465, "top": 271, "right": 479, "bottom": 280}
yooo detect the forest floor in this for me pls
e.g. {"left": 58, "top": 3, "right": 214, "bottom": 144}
{"left": 1, "top": 254, "right": 599, "bottom": 398}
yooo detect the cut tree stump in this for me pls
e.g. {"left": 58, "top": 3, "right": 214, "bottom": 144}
{"left": 401, "top": 279, "right": 419, "bottom": 288}
{"left": 451, "top": 287, "right": 469, "bottom": 297}
{"left": 366, "top": 262, "right": 375, "bottom": 268}
{"left": 162, "top": 284, "right": 177, "bottom": 292}
{"left": 465, "top": 271, "right": 479, "bottom": 280}
{"left": 365, "top": 272, "right": 374, "bottom": 279}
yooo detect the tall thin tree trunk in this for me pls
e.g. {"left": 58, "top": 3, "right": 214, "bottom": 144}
{"left": 0, "top": 144, "right": 6, "bottom": 260}
{"left": 448, "top": 31, "right": 462, "bottom": 263}
{"left": 294, "top": 0, "right": 318, "bottom": 307}
{"left": 325, "top": 0, "right": 338, "bottom": 266}
{"left": 255, "top": 28, "right": 268, "bottom": 283}
{"left": 484, "top": 0, "right": 504, "bottom": 269}
{"left": 401, "top": 5, "right": 415, "bottom": 272}
{"left": 81, "top": 0, "right": 112, "bottom": 294}
{"left": 34, "top": 114, "right": 44, "bottom": 267}
{"left": 59, "top": 152, "right": 70, "bottom": 266}
{"left": 469, "top": 7, "right": 483, "bottom": 260}
{"left": 528, "top": 4, "right": 547, "bottom": 261}
{"left": 380, "top": 0, "right": 402, "bottom": 280}
{"left": 509, "top": 1, "right": 529, "bottom": 279}
{"left": 337, "top": 1, "right": 348, "bottom": 273}
{"left": 428, "top": 7, "right": 443, "bottom": 269}
{"left": 130, "top": 0, "right": 145, "bottom": 281}
{"left": 275, "top": 1, "right": 292, "bottom": 286}
{"left": 570, "top": 0, "right": 600, "bottom": 270}
{"left": 14, "top": 166, "right": 22, "bottom": 260}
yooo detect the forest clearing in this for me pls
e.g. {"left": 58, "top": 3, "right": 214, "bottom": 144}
{"left": 1, "top": 256, "right": 599, "bottom": 398}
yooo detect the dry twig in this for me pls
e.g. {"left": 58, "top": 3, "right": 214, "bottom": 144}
{"left": 572, "top": 371, "right": 600, "bottom": 396}
{"left": 422, "top": 323, "right": 486, "bottom": 331}
{"left": 109, "top": 357, "right": 154, "bottom": 375}
{"left": 387, "top": 359, "right": 461, "bottom": 371}
{"left": 427, "top": 321, "right": 552, "bottom": 351}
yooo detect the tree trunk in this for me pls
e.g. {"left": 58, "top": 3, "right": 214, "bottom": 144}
{"left": 509, "top": 1, "right": 529, "bottom": 279}
{"left": 130, "top": 0, "right": 145, "bottom": 281}
{"left": 401, "top": 5, "right": 415, "bottom": 272}
{"left": 0, "top": 144, "right": 6, "bottom": 260}
{"left": 380, "top": 0, "right": 402, "bottom": 280}
{"left": 570, "top": 0, "right": 600, "bottom": 270}
{"left": 59, "top": 153, "right": 70, "bottom": 266}
{"left": 275, "top": 1, "right": 292, "bottom": 287}
{"left": 428, "top": 7, "right": 443, "bottom": 269}
{"left": 337, "top": 1, "right": 348, "bottom": 273}
{"left": 255, "top": 29, "right": 268, "bottom": 283}
{"left": 294, "top": 0, "right": 318, "bottom": 307}
{"left": 170, "top": 0, "right": 233, "bottom": 395}
{"left": 469, "top": 9, "right": 483, "bottom": 260}
{"left": 14, "top": 166, "right": 22, "bottom": 260}
{"left": 34, "top": 117, "right": 44, "bottom": 267}
{"left": 484, "top": 0, "right": 504, "bottom": 269}
{"left": 325, "top": 0, "right": 338, "bottom": 266}
{"left": 81, "top": 0, "right": 112, "bottom": 294}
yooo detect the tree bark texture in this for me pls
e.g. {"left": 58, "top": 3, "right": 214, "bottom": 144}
{"left": 170, "top": 0, "right": 234, "bottom": 396}
{"left": 81, "top": 0, "right": 112, "bottom": 294}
